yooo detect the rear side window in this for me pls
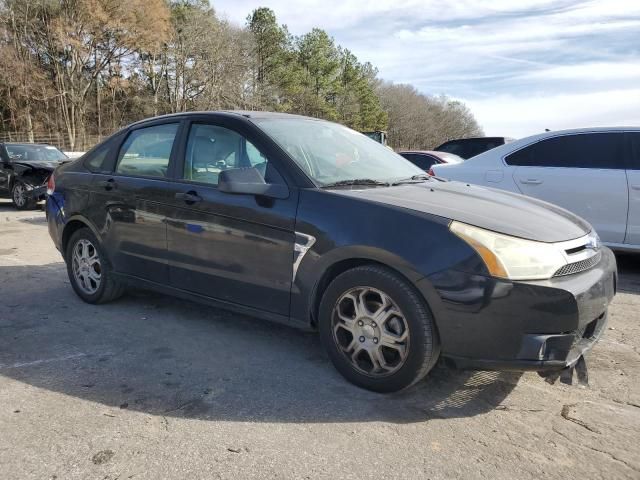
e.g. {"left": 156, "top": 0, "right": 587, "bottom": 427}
{"left": 505, "top": 133, "right": 625, "bottom": 169}
{"left": 116, "top": 123, "right": 178, "bottom": 178}
{"left": 84, "top": 144, "right": 110, "bottom": 172}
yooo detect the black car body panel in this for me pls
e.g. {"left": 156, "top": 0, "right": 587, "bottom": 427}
{"left": 424, "top": 247, "right": 616, "bottom": 370}
{"left": 46, "top": 111, "right": 616, "bottom": 374}
{"left": 332, "top": 181, "right": 591, "bottom": 243}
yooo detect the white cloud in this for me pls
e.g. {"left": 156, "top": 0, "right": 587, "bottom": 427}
{"left": 466, "top": 89, "right": 640, "bottom": 137}
{"left": 212, "top": 0, "right": 640, "bottom": 138}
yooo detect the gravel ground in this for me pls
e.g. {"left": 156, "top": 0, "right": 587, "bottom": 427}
{"left": 0, "top": 200, "right": 639, "bottom": 480}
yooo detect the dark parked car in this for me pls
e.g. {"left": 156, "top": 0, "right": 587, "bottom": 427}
{"left": 435, "top": 136, "right": 513, "bottom": 159}
{"left": 0, "top": 142, "right": 68, "bottom": 209}
{"left": 398, "top": 150, "right": 464, "bottom": 171}
{"left": 46, "top": 112, "right": 616, "bottom": 392}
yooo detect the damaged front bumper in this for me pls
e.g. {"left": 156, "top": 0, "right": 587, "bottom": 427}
{"left": 29, "top": 184, "right": 47, "bottom": 201}
{"left": 426, "top": 247, "right": 617, "bottom": 375}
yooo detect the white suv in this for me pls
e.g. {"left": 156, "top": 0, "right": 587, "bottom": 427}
{"left": 431, "top": 127, "right": 640, "bottom": 251}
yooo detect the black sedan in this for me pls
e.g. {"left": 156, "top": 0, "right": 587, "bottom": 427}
{"left": 46, "top": 112, "right": 616, "bottom": 392}
{"left": 0, "top": 142, "right": 68, "bottom": 209}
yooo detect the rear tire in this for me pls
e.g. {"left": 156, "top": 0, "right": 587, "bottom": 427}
{"left": 65, "top": 228, "right": 125, "bottom": 304}
{"left": 319, "top": 265, "right": 439, "bottom": 393}
{"left": 11, "top": 181, "right": 37, "bottom": 210}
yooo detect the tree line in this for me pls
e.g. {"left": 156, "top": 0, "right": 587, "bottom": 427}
{"left": 0, "top": 0, "right": 483, "bottom": 151}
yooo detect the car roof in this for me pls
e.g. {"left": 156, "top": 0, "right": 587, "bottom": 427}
{"left": 398, "top": 150, "right": 439, "bottom": 155}
{"left": 128, "top": 110, "right": 319, "bottom": 128}
{"left": 462, "top": 126, "right": 640, "bottom": 164}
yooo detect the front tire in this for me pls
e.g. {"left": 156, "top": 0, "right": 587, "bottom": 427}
{"left": 11, "top": 181, "right": 37, "bottom": 210}
{"left": 319, "top": 265, "right": 439, "bottom": 393}
{"left": 65, "top": 228, "right": 124, "bottom": 304}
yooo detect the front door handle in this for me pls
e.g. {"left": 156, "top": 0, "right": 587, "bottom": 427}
{"left": 97, "top": 178, "right": 116, "bottom": 190}
{"left": 520, "top": 178, "right": 543, "bottom": 185}
{"left": 175, "top": 191, "right": 202, "bottom": 205}
{"left": 631, "top": 184, "right": 640, "bottom": 191}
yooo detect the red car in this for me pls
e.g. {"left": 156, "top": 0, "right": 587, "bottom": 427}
{"left": 398, "top": 150, "right": 464, "bottom": 173}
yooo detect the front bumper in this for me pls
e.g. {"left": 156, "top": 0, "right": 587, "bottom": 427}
{"left": 423, "top": 247, "right": 617, "bottom": 372}
{"left": 30, "top": 184, "right": 47, "bottom": 200}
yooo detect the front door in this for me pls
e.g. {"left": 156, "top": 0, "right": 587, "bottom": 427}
{"left": 508, "top": 132, "right": 628, "bottom": 244}
{"left": 165, "top": 121, "right": 297, "bottom": 316}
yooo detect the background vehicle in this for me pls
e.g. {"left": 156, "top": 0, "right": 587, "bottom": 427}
{"left": 362, "top": 130, "right": 388, "bottom": 146}
{"left": 46, "top": 112, "right": 615, "bottom": 393}
{"left": 0, "top": 142, "right": 68, "bottom": 209}
{"left": 398, "top": 150, "right": 464, "bottom": 171}
{"left": 431, "top": 128, "right": 640, "bottom": 251}
{"left": 435, "top": 136, "right": 512, "bottom": 159}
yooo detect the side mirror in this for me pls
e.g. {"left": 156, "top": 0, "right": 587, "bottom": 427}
{"left": 218, "top": 167, "right": 289, "bottom": 200}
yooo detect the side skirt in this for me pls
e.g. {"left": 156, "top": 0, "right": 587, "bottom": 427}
{"left": 112, "top": 272, "right": 313, "bottom": 332}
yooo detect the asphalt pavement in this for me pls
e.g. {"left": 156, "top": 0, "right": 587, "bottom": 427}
{"left": 1, "top": 200, "right": 639, "bottom": 479}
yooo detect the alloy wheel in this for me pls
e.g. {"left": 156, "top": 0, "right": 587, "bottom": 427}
{"left": 331, "top": 287, "right": 410, "bottom": 377}
{"left": 12, "top": 184, "right": 26, "bottom": 207}
{"left": 71, "top": 239, "right": 102, "bottom": 295}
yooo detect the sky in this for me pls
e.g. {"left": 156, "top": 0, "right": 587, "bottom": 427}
{"left": 212, "top": 0, "right": 640, "bottom": 138}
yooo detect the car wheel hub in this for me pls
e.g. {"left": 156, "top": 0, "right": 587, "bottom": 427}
{"left": 331, "top": 287, "right": 410, "bottom": 377}
{"left": 71, "top": 239, "right": 102, "bottom": 295}
{"left": 13, "top": 185, "right": 25, "bottom": 206}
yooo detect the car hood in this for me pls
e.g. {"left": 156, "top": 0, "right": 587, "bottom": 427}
{"left": 13, "top": 160, "right": 63, "bottom": 171}
{"left": 330, "top": 180, "right": 591, "bottom": 243}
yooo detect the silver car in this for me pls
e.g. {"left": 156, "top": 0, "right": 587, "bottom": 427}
{"left": 431, "top": 127, "right": 640, "bottom": 251}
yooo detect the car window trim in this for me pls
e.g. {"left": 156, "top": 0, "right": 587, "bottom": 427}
{"left": 503, "top": 131, "right": 628, "bottom": 170}
{"left": 111, "top": 119, "right": 184, "bottom": 180}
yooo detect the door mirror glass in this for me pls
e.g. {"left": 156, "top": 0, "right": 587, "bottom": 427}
{"left": 218, "top": 167, "right": 289, "bottom": 199}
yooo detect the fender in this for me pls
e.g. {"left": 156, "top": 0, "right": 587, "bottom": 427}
{"left": 290, "top": 244, "right": 431, "bottom": 328}
{"left": 59, "top": 213, "right": 103, "bottom": 253}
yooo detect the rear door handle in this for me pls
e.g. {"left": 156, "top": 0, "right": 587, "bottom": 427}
{"left": 631, "top": 184, "right": 640, "bottom": 191}
{"left": 520, "top": 178, "right": 543, "bottom": 185}
{"left": 175, "top": 191, "right": 202, "bottom": 204}
{"left": 97, "top": 178, "right": 116, "bottom": 190}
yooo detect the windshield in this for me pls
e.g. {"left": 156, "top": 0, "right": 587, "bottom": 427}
{"left": 252, "top": 117, "right": 423, "bottom": 186}
{"left": 6, "top": 144, "right": 67, "bottom": 162}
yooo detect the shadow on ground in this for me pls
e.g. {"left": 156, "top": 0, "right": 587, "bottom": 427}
{"left": 0, "top": 262, "right": 523, "bottom": 424}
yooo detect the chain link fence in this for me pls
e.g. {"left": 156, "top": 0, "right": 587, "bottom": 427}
{"left": 0, "top": 132, "right": 104, "bottom": 152}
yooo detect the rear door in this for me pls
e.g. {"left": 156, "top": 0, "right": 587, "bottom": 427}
{"left": 164, "top": 118, "right": 297, "bottom": 316}
{"left": 90, "top": 120, "right": 181, "bottom": 283}
{"left": 508, "top": 132, "right": 628, "bottom": 244}
{"left": 625, "top": 132, "right": 640, "bottom": 246}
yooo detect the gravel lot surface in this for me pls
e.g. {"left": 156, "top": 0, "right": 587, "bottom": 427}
{"left": 1, "top": 200, "right": 639, "bottom": 479}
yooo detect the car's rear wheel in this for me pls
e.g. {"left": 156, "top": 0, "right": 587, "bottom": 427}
{"left": 11, "top": 181, "right": 37, "bottom": 210}
{"left": 65, "top": 228, "right": 125, "bottom": 304}
{"left": 319, "top": 265, "right": 439, "bottom": 393}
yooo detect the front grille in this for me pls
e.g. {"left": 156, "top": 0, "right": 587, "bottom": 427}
{"left": 553, "top": 251, "right": 601, "bottom": 277}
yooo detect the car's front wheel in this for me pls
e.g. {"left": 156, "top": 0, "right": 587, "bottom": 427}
{"left": 11, "top": 181, "right": 37, "bottom": 210}
{"left": 65, "top": 228, "right": 125, "bottom": 304}
{"left": 319, "top": 265, "right": 439, "bottom": 393}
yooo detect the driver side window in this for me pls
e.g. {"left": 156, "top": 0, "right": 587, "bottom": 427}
{"left": 184, "top": 124, "right": 270, "bottom": 186}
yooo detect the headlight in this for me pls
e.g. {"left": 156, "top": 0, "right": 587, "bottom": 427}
{"left": 450, "top": 221, "right": 570, "bottom": 280}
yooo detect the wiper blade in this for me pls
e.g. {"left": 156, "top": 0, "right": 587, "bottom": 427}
{"left": 391, "top": 174, "right": 432, "bottom": 185}
{"left": 321, "top": 179, "right": 390, "bottom": 188}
